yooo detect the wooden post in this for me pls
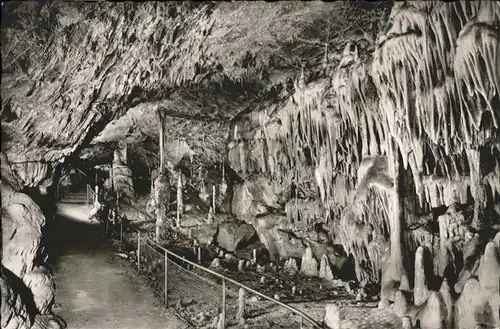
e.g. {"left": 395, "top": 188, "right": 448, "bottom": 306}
{"left": 95, "top": 185, "right": 99, "bottom": 203}
{"left": 222, "top": 278, "right": 226, "bottom": 329}
{"left": 164, "top": 250, "right": 168, "bottom": 307}
{"left": 137, "top": 232, "right": 141, "bottom": 271}
{"left": 198, "top": 246, "right": 202, "bottom": 263}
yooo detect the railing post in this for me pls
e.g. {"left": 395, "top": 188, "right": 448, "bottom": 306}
{"left": 137, "top": 232, "right": 141, "bottom": 272}
{"left": 300, "top": 316, "right": 304, "bottom": 329}
{"left": 164, "top": 250, "right": 168, "bottom": 307}
{"left": 120, "top": 215, "right": 123, "bottom": 245}
{"left": 222, "top": 278, "right": 226, "bottom": 329}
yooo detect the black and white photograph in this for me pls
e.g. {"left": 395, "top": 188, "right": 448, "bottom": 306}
{"left": 1, "top": 1, "right": 499, "bottom": 329}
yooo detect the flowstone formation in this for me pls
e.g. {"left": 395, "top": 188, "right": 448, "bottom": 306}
{"left": 227, "top": 1, "right": 500, "bottom": 327}
{"left": 1, "top": 153, "right": 64, "bottom": 329}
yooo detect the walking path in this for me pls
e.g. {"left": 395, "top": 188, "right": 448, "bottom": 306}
{"left": 48, "top": 203, "right": 189, "bottom": 329}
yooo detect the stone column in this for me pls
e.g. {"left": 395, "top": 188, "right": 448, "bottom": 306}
{"left": 154, "top": 171, "right": 170, "bottom": 242}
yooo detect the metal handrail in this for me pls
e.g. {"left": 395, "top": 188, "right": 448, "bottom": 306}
{"left": 87, "top": 184, "right": 96, "bottom": 205}
{"left": 55, "top": 168, "right": 90, "bottom": 200}
{"left": 142, "top": 235, "right": 324, "bottom": 328}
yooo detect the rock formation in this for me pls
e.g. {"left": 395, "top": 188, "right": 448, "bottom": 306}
{"left": 1, "top": 2, "right": 500, "bottom": 328}
{"left": 22, "top": 266, "right": 56, "bottom": 315}
{"left": 300, "top": 247, "right": 319, "bottom": 277}
{"left": 215, "top": 222, "right": 257, "bottom": 252}
{"left": 1, "top": 267, "right": 33, "bottom": 329}
{"left": 319, "top": 253, "right": 335, "bottom": 281}
{"left": 112, "top": 147, "right": 135, "bottom": 200}
{"left": 1, "top": 154, "right": 59, "bottom": 328}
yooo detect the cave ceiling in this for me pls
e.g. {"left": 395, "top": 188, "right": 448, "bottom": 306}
{"left": 1, "top": 1, "right": 390, "bottom": 168}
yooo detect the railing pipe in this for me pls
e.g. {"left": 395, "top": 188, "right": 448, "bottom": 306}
{"left": 164, "top": 250, "right": 168, "bottom": 307}
{"left": 137, "top": 232, "right": 141, "bottom": 272}
{"left": 222, "top": 278, "right": 226, "bottom": 329}
{"left": 145, "top": 239, "right": 323, "bottom": 328}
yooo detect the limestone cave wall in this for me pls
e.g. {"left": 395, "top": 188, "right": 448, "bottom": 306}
{"left": 228, "top": 1, "right": 500, "bottom": 291}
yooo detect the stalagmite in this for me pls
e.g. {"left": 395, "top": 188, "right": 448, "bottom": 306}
{"left": 207, "top": 207, "right": 214, "bottom": 224}
{"left": 300, "top": 247, "right": 318, "bottom": 277}
{"left": 324, "top": 303, "right": 341, "bottom": 329}
{"left": 401, "top": 316, "right": 413, "bottom": 329}
{"left": 319, "top": 254, "right": 334, "bottom": 281}
{"left": 414, "top": 246, "right": 430, "bottom": 306}
{"left": 176, "top": 173, "right": 182, "bottom": 228}
{"left": 399, "top": 273, "right": 411, "bottom": 292}
{"left": 237, "top": 288, "right": 246, "bottom": 325}
{"left": 393, "top": 290, "right": 410, "bottom": 317}
{"left": 238, "top": 259, "right": 244, "bottom": 272}
{"left": 414, "top": 291, "right": 448, "bottom": 329}
{"left": 381, "top": 139, "right": 408, "bottom": 302}
{"left": 439, "top": 279, "right": 454, "bottom": 328}
{"left": 284, "top": 258, "right": 299, "bottom": 276}
{"left": 210, "top": 258, "right": 221, "bottom": 269}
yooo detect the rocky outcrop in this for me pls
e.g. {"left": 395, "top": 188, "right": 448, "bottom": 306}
{"left": 1, "top": 267, "right": 33, "bottom": 329}
{"left": 2, "top": 183, "right": 45, "bottom": 279}
{"left": 215, "top": 222, "right": 257, "bottom": 252}
{"left": 22, "top": 266, "right": 56, "bottom": 315}
{"left": 252, "top": 215, "right": 306, "bottom": 261}
{"left": 1, "top": 153, "right": 59, "bottom": 327}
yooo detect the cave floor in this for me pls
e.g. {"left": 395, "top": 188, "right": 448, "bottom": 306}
{"left": 46, "top": 203, "right": 189, "bottom": 329}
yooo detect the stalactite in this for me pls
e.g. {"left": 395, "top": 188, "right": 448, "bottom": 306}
{"left": 224, "top": 1, "right": 500, "bottom": 286}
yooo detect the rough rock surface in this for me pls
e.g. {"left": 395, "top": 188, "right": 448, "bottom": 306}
{"left": 2, "top": 3, "right": 500, "bottom": 329}
{"left": 1, "top": 154, "right": 59, "bottom": 328}
{"left": 2, "top": 183, "right": 46, "bottom": 279}
{"left": 215, "top": 221, "right": 256, "bottom": 252}
{"left": 22, "top": 266, "right": 56, "bottom": 315}
{"left": 1, "top": 268, "right": 33, "bottom": 329}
